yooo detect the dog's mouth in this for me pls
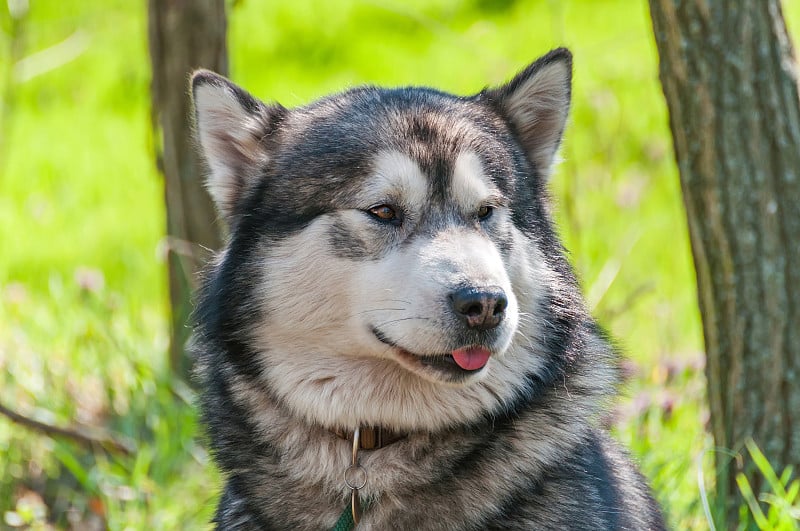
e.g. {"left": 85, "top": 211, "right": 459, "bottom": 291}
{"left": 371, "top": 326, "right": 492, "bottom": 380}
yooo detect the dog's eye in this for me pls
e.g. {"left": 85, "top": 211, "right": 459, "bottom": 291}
{"left": 477, "top": 205, "right": 493, "bottom": 220}
{"left": 368, "top": 204, "right": 402, "bottom": 226}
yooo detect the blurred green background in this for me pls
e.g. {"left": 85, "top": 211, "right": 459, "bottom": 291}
{"left": 1, "top": 0, "right": 798, "bottom": 528}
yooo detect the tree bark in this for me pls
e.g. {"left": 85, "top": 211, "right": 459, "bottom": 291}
{"left": 148, "top": 0, "right": 227, "bottom": 381}
{"left": 649, "top": 0, "right": 800, "bottom": 526}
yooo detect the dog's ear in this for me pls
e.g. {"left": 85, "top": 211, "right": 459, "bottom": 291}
{"left": 191, "top": 70, "right": 286, "bottom": 222}
{"left": 482, "top": 48, "right": 572, "bottom": 179}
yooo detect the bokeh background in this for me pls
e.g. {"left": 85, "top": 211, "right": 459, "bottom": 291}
{"left": 1, "top": 0, "right": 798, "bottom": 528}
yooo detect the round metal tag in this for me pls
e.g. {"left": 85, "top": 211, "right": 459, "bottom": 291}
{"left": 344, "top": 464, "right": 367, "bottom": 490}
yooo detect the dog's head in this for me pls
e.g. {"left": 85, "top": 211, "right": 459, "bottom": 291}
{"left": 193, "top": 50, "right": 588, "bottom": 430}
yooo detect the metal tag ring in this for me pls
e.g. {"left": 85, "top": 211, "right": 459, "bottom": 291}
{"left": 344, "top": 464, "right": 367, "bottom": 490}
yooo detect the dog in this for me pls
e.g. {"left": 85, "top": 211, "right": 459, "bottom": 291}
{"left": 190, "top": 48, "right": 666, "bottom": 530}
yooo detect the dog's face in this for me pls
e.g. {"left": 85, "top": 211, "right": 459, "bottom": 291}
{"left": 193, "top": 50, "right": 577, "bottom": 430}
{"left": 281, "top": 146, "right": 522, "bottom": 384}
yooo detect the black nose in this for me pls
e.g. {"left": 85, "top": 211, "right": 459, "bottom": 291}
{"left": 450, "top": 286, "right": 508, "bottom": 330}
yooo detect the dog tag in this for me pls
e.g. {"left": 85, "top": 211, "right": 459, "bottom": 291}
{"left": 351, "top": 488, "right": 362, "bottom": 524}
{"left": 344, "top": 427, "right": 367, "bottom": 525}
{"left": 344, "top": 464, "right": 367, "bottom": 524}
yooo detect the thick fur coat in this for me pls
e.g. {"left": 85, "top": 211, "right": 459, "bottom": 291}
{"left": 191, "top": 48, "right": 666, "bottom": 530}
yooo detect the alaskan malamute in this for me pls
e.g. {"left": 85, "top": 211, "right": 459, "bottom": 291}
{"left": 191, "top": 48, "right": 665, "bottom": 530}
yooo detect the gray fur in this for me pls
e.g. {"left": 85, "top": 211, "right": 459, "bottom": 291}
{"left": 191, "top": 48, "right": 665, "bottom": 530}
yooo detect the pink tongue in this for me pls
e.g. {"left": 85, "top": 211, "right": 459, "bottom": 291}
{"left": 451, "top": 347, "right": 491, "bottom": 371}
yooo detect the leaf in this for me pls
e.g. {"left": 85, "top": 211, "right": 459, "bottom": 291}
{"left": 746, "top": 439, "right": 787, "bottom": 499}
{"left": 736, "top": 472, "right": 769, "bottom": 530}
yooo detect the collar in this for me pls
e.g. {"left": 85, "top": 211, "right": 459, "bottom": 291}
{"left": 331, "top": 426, "right": 407, "bottom": 450}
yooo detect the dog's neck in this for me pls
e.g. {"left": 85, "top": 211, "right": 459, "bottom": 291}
{"left": 331, "top": 425, "right": 410, "bottom": 525}
{"left": 330, "top": 426, "right": 407, "bottom": 450}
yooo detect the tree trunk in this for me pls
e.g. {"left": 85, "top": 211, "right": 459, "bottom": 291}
{"left": 649, "top": 0, "right": 800, "bottom": 526}
{"left": 148, "top": 0, "right": 227, "bottom": 381}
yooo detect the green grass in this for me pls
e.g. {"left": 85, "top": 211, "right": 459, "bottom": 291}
{"left": 1, "top": 0, "right": 799, "bottom": 528}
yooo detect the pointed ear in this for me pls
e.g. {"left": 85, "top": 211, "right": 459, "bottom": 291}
{"left": 191, "top": 70, "right": 286, "bottom": 222}
{"left": 482, "top": 48, "right": 572, "bottom": 178}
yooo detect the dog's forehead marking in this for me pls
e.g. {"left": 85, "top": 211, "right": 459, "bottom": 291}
{"left": 364, "top": 149, "right": 429, "bottom": 206}
{"left": 451, "top": 151, "right": 496, "bottom": 206}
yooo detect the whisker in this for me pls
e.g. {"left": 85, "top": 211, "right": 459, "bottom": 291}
{"left": 374, "top": 316, "right": 432, "bottom": 328}
{"left": 350, "top": 308, "right": 407, "bottom": 317}
{"left": 373, "top": 298, "right": 412, "bottom": 305}
{"left": 514, "top": 329, "right": 539, "bottom": 351}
